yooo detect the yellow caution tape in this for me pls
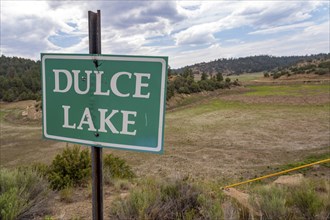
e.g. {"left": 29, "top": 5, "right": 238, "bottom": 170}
{"left": 223, "top": 158, "right": 330, "bottom": 189}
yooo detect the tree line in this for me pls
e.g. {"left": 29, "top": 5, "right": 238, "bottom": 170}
{"left": 1, "top": 54, "right": 329, "bottom": 102}
{"left": 166, "top": 68, "right": 237, "bottom": 100}
{"left": 176, "top": 54, "right": 330, "bottom": 75}
{"left": 0, "top": 55, "right": 237, "bottom": 103}
{"left": 263, "top": 59, "right": 330, "bottom": 79}
{"left": 0, "top": 55, "right": 41, "bottom": 102}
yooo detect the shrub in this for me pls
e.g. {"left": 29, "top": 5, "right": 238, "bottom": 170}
{"left": 232, "top": 79, "right": 240, "bottom": 86}
{"left": 148, "top": 181, "right": 202, "bottom": 219}
{"left": 31, "top": 162, "right": 50, "bottom": 177}
{"left": 199, "top": 194, "right": 223, "bottom": 219}
{"left": 288, "top": 180, "right": 324, "bottom": 219}
{"left": 273, "top": 72, "right": 283, "bottom": 79}
{"left": 215, "top": 82, "right": 224, "bottom": 89}
{"left": 59, "top": 187, "right": 74, "bottom": 203}
{"left": 0, "top": 187, "right": 21, "bottom": 220}
{"left": 198, "top": 79, "right": 216, "bottom": 91}
{"left": 173, "top": 77, "right": 188, "bottom": 90}
{"left": 263, "top": 72, "right": 270, "bottom": 77}
{"left": 250, "top": 185, "right": 289, "bottom": 220}
{"left": 110, "top": 178, "right": 159, "bottom": 219}
{"left": 318, "top": 60, "right": 330, "bottom": 69}
{"left": 315, "top": 68, "right": 329, "bottom": 75}
{"left": 188, "top": 82, "right": 201, "bottom": 93}
{"left": 48, "top": 145, "right": 91, "bottom": 190}
{"left": 177, "top": 86, "right": 190, "bottom": 94}
{"left": 114, "top": 179, "right": 131, "bottom": 191}
{"left": 225, "top": 77, "right": 231, "bottom": 83}
{"left": 249, "top": 178, "right": 328, "bottom": 220}
{"left": 166, "top": 81, "right": 175, "bottom": 100}
{"left": 103, "top": 154, "right": 135, "bottom": 181}
{"left": 201, "top": 72, "right": 208, "bottom": 80}
{"left": 216, "top": 72, "right": 224, "bottom": 81}
{"left": 110, "top": 179, "right": 223, "bottom": 219}
{"left": 0, "top": 168, "right": 50, "bottom": 219}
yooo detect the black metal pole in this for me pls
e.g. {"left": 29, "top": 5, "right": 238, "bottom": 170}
{"left": 88, "top": 10, "right": 103, "bottom": 220}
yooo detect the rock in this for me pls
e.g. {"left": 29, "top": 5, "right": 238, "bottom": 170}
{"left": 223, "top": 188, "right": 261, "bottom": 218}
{"left": 21, "top": 101, "right": 42, "bottom": 120}
{"left": 273, "top": 174, "right": 304, "bottom": 186}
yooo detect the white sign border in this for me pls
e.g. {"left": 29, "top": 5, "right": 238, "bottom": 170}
{"left": 42, "top": 54, "right": 166, "bottom": 152}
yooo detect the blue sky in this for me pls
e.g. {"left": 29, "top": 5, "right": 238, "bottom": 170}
{"left": 1, "top": 1, "right": 329, "bottom": 68}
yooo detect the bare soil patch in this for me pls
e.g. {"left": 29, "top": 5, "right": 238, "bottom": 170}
{"left": 249, "top": 73, "right": 330, "bottom": 85}
{"left": 48, "top": 185, "right": 130, "bottom": 220}
{"left": 1, "top": 100, "right": 37, "bottom": 110}
{"left": 273, "top": 174, "right": 304, "bottom": 186}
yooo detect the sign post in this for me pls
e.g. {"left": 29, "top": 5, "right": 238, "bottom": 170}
{"left": 41, "top": 10, "right": 167, "bottom": 220}
{"left": 88, "top": 10, "right": 103, "bottom": 220}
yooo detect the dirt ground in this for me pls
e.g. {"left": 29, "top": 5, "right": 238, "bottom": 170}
{"left": 220, "top": 89, "right": 330, "bottom": 105}
{"left": 248, "top": 73, "right": 330, "bottom": 85}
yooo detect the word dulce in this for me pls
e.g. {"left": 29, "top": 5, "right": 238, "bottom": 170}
{"left": 54, "top": 69, "right": 151, "bottom": 136}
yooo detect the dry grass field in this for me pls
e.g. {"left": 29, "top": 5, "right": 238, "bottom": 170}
{"left": 0, "top": 100, "right": 67, "bottom": 167}
{"left": 117, "top": 83, "right": 330, "bottom": 180}
{"left": 1, "top": 74, "right": 329, "bottom": 219}
{"left": 1, "top": 77, "right": 329, "bottom": 181}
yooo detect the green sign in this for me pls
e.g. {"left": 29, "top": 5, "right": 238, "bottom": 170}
{"left": 41, "top": 54, "right": 168, "bottom": 153}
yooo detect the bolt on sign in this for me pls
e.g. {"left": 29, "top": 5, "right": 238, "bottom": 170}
{"left": 41, "top": 54, "right": 168, "bottom": 153}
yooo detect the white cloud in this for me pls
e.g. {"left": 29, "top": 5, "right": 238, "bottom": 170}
{"left": 172, "top": 1, "right": 326, "bottom": 47}
{"left": 248, "top": 22, "right": 314, "bottom": 35}
{"left": 0, "top": 0, "right": 88, "bottom": 58}
{"left": 170, "top": 20, "right": 330, "bottom": 68}
{"left": 174, "top": 22, "right": 218, "bottom": 45}
{"left": 0, "top": 1, "right": 329, "bottom": 68}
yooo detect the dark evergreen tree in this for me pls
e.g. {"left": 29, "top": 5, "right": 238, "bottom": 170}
{"left": 201, "top": 72, "right": 208, "bottom": 80}
{"left": 216, "top": 72, "right": 223, "bottom": 81}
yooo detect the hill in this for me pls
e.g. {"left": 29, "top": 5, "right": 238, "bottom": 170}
{"left": 267, "top": 58, "right": 330, "bottom": 79}
{"left": 174, "top": 53, "right": 330, "bottom": 75}
{"left": 1, "top": 53, "right": 329, "bottom": 102}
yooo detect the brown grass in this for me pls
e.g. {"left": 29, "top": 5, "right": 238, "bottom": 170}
{"left": 1, "top": 81, "right": 329, "bottom": 181}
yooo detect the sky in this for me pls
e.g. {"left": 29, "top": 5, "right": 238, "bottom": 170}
{"left": 1, "top": 1, "right": 329, "bottom": 68}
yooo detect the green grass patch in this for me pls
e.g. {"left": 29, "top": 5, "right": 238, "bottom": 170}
{"left": 0, "top": 109, "right": 8, "bottom": 121}
{"left": 278, "top": 152, "right": 330, "bottom": 172}
{"left": 171, "top": 97, "right": 329, "bottom": 117}
{"left": 170, "top": 94, "right": 208, "bottom": 109}
{"left": 245, "top": 84, "right": 330, "bottom": 97}
{"left": 171, "top": 99, "right": 260, "bottom": 116}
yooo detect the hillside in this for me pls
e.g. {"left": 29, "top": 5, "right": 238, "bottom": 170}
{"left": 1, "top": 54, "right": 329, "bottom": 102}
{"left": 0, "top": 55, "right": 41, "bottom": 102}
{"left": 267, "top": 58, "right": 330, "bottom": 79}
{"left": 175, "top": 53, "right": 330, "bottom": 75}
